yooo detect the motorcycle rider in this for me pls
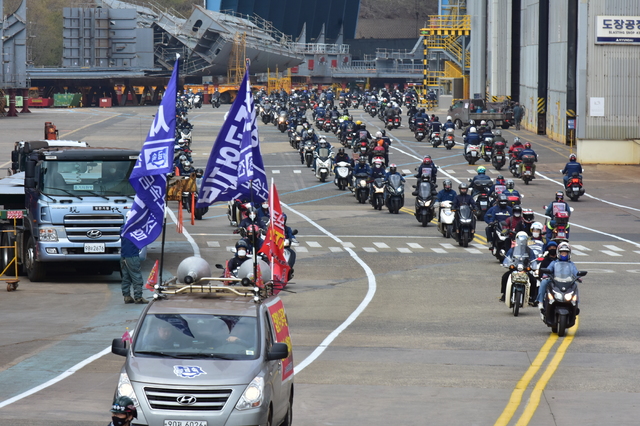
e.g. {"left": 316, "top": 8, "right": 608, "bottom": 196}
{"left": 470, "top": 166, "right": 493, "bottom": 195}
{"left": 504, "top": 179, "right": 522, "bottom": 201}
{"left": 312, "top": 137, "right": 332, "bottom": 170}
{"left": 545, "top": 191, "right": 571, "bottom": 241}
{"left": 299, "top": 128, "right": 319, "bottom": 164}
{"left": 521, "top": 208, "right": 536, "bottom": 236}
{"left": 485, "top": 194, "right": 513, "bottom": 251}
{"left": 110, "top": 396, "right": 138, "bottom": 426}
{"left": 434, "top": 179, "right": 457, "bottom": 219}
{"left": 429, "top": 115, "right": 442, "bottom": 137}
{"left": 516, "top": 142, "right": 538, "bottom": 176}
{"left": 412, "top": 156, "right": 438, "bottom": 195}
{"left": 536, "top": 242, "right": 579, "bottom": 312}
{"left": 490, "top": 174, "right": 507, "bottom": 196}
{"left": 452, "top": 183, "right": 477, "bottom": 233}
{"left": 500, "top": 231, "right": 538, "bottom": 303}
{"left": 443, "top": 115, "right": 455, "bottom": 132}
{"left": 368, "top": 158, "right": 387, "bottom": 202}
{"left": 493, "top": 129, "right": 507, "bottom": 144}
{"left": 333, "top": 147, "right": 353, "bottom": 184}
{"left": 227, "top": 240, "right": 251, "bottom": 272}
{"left": 462, "top": 119, "right": 475, "bottom": 138}
{"left": 464, "top": 126, "right": 480, "bottom": 147}
{"left": 562, "top": 153, "right": 583, "bottom": 187}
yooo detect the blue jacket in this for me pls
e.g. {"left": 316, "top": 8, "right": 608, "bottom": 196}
{"left": 542, "top": 260, "right": 579, "bottom": 279}
{"left": 315, "top": 107, "right": 326, "bottom": 118}
{"left": 517, "top": 148, "right": 538, "bottom": 161}
{"left": 465, "top": 133, "right": 480, "bottom": 144}
{"left": 370, "top": 165, "right": 386, "bottom": 179}
{"left": 354, "top": 163, "right": 372, "bottom": 175}
{"left": 485, "top": 205, "right": 513, "bottom": 224}
{"left": 121, "top": 235, "right": 140, "bottom": 258}
{"left": 436, "top": 189, "right": 457, "bottom": 202}
{"left": 562, "top": 161, "right": 582, "bottom": 177}
{"left": 452, "top": 194, "right": 476, "bottom": 210}
{"left": 430, "top": 121, "right": 442, "bottom": 132}
{"left": 443, "top": 121, "right": 455, "bottom": 130}
{"left": 503, "top": 188, "right": 521, "bottom": 198}
{"left": 384, "top": 172, "right": 405, "bottom": 182}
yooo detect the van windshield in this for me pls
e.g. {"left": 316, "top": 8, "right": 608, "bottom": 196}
{"left": 41, "top": 159, "right": 135, "bottom": 197}
{"left": 134, "top": 314, "right": 259, "bottom": 360}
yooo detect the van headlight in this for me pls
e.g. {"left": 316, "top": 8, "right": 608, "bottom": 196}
{"left": 39, "top": 228, "right": 59, "bottom": 242}
{"left": 236, "top": 376, "right": 264, "bottom": 410}
{"left": 116, "top": 371, "right": 139, "bottom": 406}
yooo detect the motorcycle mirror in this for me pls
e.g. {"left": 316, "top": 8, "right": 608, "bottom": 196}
{"left": 292, "top": 229, "right": 298, "bottom": 235}
{"left": 412, "top": 185, "right": 417, "bottom": 188}
{"left": 578, "top": 271, "right": 588, "bottom": 277}
{"left": 570, "top": 207, "right": 575, "bottom": 212}
{"left": 230, "top": 248, "right": 237, "bottom": 253}
{"left": 539, "top": 267, "right": 551, "bottom": 274}
{"left": 215, "top": 264, "right": 225, "bottom": 270}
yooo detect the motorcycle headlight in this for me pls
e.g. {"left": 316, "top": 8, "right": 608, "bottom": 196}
{"left": 39, "top": 228, "right": 59, "bottom": 242}
{"left": 564, "top": 292, "right": 575, "bottom": 302}
{"left": 460, "top": 218, "right": 471, "bottom": 223}
{"left": 398, "top": 186, "right": 404, "bottom": 193}
{"left": 116, "top": 371, "right": 139, "bottom": 407}
{"left": 359, "top": 180, "right": 367, "bottom": 188}
{"left": 553, "top": 290, "right": 564, "bottom": 302}
{"left": 418, "top": 200, "right": 426, "bottom": 206}
{"left": 236, "top": 376, "right": 264, "bottom": 410}
{"left": 424, "top": 199, "right": 432, "bottom": 206}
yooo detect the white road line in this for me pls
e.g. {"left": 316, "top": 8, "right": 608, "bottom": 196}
{"left": 572, "top": 244, "right": 592, "bottom": 251}
{"left": 363, "top": 247, "right": 378, "bottom": 252}
{"left": 465, "top": 248, "right": 482, "bottom": 254}
{"left": 397, "top": 248, "right": 412, "bottom": 253}
{"left": 226, "top": 246, "right": 235, "bottom": 252}
{"left": 407, "top": 243, "right": 423, "bottom": 249}
{"left": 293, "top": 170, "right": 302, "bottom": 174}
{"left": 341, "top": 242, "right": 355, "bottom": 248}
{"left": 603, "top": 245, "right": 624, "bottom": 252}
{"left": 402, "top": 169, "right": 412, "bottom": 174}
{"left": 471, "top": 243, "right": 486, "bottom": 249}
{"left": 271, "top": 170, "right": 281, "bottom": 174}
{"left": 601, "top": 250, "right": 623, "bottom": 257}
{"left": 432, "top": 248, "right": 447, "bottom": 253}
{"left": 440, "top": 243, "right": 456, "bottom": 249}
{"left": 373, "top": 242, "right": 390, "bottom": 248}
{"left": 635, "top": 251, "right": 640, "bottom": 255}
{"left": 206, "top": 241, "right": 220, "bottom": 248}
{"left": 572, "top": 250, "right": 588, "bottom": 256}
{"left": 295, "top": 247, "right": 308, "bottom": 253}
{"left": 446, "top": 169, "right": 456, "bottom": 173}
{"left": 282, "top": 202, "right": 377, "bottom": 375}
{"left": 467, "top": 169, "right": 476, "bottom": 174}
{"left": 329, "top": 247, "right": 343, "bottom": 252}
{"left": 307, "top": 241, "right": 322, "bottom": 248}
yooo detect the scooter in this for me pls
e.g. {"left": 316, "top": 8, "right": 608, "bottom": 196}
{"left": 491, "top": 141, "right": 507, "bottom": 170}
{"left": 521, "top": 155, "right": 536, "bottom": 185}
{"left": 504, "top": 261, "right": 534, "bottom": 317}
{"left": 371, "top": 177, "right": 386, "bottom": 210}
{"left": 413, "top": 181, "right": 435, "bottom": 227}
{"left": 565, "top": 172, "right": 585, "bottom": 201}
{"left": 454, "top": 204, "right": 476, "bottom": 247}
{"left": 437, "top": 200, "right": 456, "bottom": 238}
{"left": 444, "top": 129, "right": 455, "bottom": 150}
{"left": 430, "top": 132, "right": 442, "bottom": 148}
{"left": 353, "top": 173, "right": 370, "bottom": 204}
{"left": 464, "top": 142, "right": 482, "bottom": 165}
{"left": 385, "top": 174, "right": 405, "bottom": 214}
{"left": 334, "top": 161, "right": 352, "bottom": 191}
{"left": 540, "top": 266, "right": 586, "bottom": 336}
{"left": 314, "top": 148, "right": 333, "bottom": 182}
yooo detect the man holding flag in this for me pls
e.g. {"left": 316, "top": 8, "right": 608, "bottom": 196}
{"left": 258, "top": 182, "right": 291, "bottom": 290}
{"left": 120, "top": 55, "right": 180, "bottom": 301}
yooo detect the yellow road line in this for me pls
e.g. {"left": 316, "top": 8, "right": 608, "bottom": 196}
{"left": 515, "top": 317, "right": 579, "bottom": 425}
{"left": 59, "top": 113, "right": 123, "bottom": 139}
{"left": 493, "top": 334, "right": 559, "bottom": 426}
{"left": 399, "top": 206, "right": 487, "bottom": 245}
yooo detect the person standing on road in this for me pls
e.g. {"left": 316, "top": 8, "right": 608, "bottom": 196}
{"left": 109, "top": 396, "right": 137, "bottom": 426}
{"left": 513, "top": 102, "right": 524, "bottom": 130}
{"left": 120, "top": 219, "right": 148, "bottom": 304}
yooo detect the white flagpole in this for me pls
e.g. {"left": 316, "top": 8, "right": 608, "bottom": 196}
{"left": 269, "top": 178, "right": 274, "bottom": 283}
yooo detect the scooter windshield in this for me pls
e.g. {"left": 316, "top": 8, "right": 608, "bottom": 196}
{"left": 388, "top": 174, "right": 403, "bottom": 188}
{"left": 318, "top": 148, "right": 330, "bottom": 158}
{"left": 418, "top": 182, "right": 432, "bottom": 197}
{"left": 553, "top": 262, "right": 576, "bottom": 284}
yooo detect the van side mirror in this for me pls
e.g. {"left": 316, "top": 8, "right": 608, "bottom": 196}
{"left": 112, "top": 338, "right": 128, "bottom": 357}
{"left": 267, "top": 342, "right": 289, "bottom": 360}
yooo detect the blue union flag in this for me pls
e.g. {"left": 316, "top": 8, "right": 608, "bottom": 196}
{"left": 121, "top": 59, "right": 179, "bottom": 249}
{"left": 197, "top": 66, "right": 268, "bottom": 207}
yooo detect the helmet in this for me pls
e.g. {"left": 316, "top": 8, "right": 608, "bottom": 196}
{"left": 524, "top": 142, "right": 531, "bottom": 149}
{"left": 477, "top": 166, "right": 486, "bottom": 174}
{"left": 557, "top": 242, "right": 571, "bottom": 261}
{"left": 308, "top": 128, "right": 314, "bottom": 135}
{"left": 361, "top": 123, "right": 366, "bottom": 129}
{"left": 375, "top": 131, "right": 382, "bottom": 138}
{"left": 358, "top": 156, "right": 366, "bottom": 163}
{"left": 393, "top": 102, "right": 399, "bottom": 108}
{"left": 512, "top": 205, "right": 522, "bottom": 216}
{"left": 530, "top": 221, "right": 543, "bottom": 238}
{"left": 469, "top": 119, "right": 475, "bottom": 125}
{"left": 446, "top": 115, "right": 452, "bottom": 121}
{"left": 569, "top": 153, "right": 577, "bottom": 161}
{"left": 506, "top": 179, "right": 514, "bottom": 189}
{"left": 522, "top": 208, "right": 534, "bottom": 222}
{"left": 498, "top": 194, "right": 508, "bottom": 208}
{"left": 319, "top": 140, "right": 327, "bottom": 147}
{"left": 496, "top": 174, "right": 505, "bottom": 185}
{"left": 469, "top": 127, "right": 477, "bottom": 133}
{"left": 514, "top": 136, "right": 521, "bottom": 144}
{"left": 420, "top": 108, "right": 426, "bottom": 113}
{"left": 338, "top": 147, "right": 345, "bottom": 154}
{"left": 111, "top": 396, "right": 137, "bottom": 419}
{"left": 555, "top": 191, "right": 564, "bottom": 201}
{"left": 423, "top": 155, "right": 432, "bottom": 164}
{"left": 480, "top": 120, "right": 487, "bottom": 125}
{"left": 380, "top": 129, "right": 386, "bottom": 136}
{"left": 443, "top": 179, "right": 452, "bottom": 191}
{"left": 235, "top": 239, "right": 250, "bottom": 255}
{"left": 459, "top": 183, "right": 469, "bottom": 194}
{"left": 494, "top": 129, "right": 502, "bottom": 136}
{"left": 389, "top": 163, "right": 397, "bottom": 173}
{"left": 356, "top": 120, "right": 362, "bottom": 125}
{"left": 246, "top": 224, "right": 260, "bottom": 236}
{"left": 515, "top": 231, "right": 528, "bottom": 246}
{"left": 546, "top": 241, "right": 558, "bottom": 256}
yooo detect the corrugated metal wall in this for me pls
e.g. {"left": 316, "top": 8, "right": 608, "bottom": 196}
{"left": 519, "top": 0, "right": 539, "bottom": 131}
{"left": 582, "top": 0, "right": 640, "bottom": 140}
{"left": 546, "top": 1, "right": 568, "bottom": 141}
{"left": 487, "top": 0, "right": 512, "bottom": 100}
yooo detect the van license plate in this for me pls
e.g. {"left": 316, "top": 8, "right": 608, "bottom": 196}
{"left": 164, "top": 421, "right": 207, "bottom": 426}
{"left": 84, "top": 243, "right": 105, "bottom": 253}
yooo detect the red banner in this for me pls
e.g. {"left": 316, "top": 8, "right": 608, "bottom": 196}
{"left": 258, "top": 183, "right": 290, "bottom": 286}
{"left": 267, "top": 299, "right": 293, "bottom": 381}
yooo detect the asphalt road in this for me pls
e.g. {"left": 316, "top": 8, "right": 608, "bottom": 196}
{"left": 0, "top": 104, "right": 639, "bottom": 426}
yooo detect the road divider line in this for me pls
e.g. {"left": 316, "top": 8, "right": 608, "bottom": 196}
{"left": 282, "top": 202, "right": 377, "bottom": 375}
{"left": 494, "top": 335, "right": 559, "bottom": 426}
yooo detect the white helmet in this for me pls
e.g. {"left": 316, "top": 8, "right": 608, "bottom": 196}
{"left": 480, "top": 120, "right": 487, "bottom": 125}
{"left": 469, "top": 119, "right": 475, "bottom": 125}
{"left": 446, "top": 116, "right": 452, "bottom": 121}
{"left": 469, "top": 127, "right": 477, "bottom": 133}
{"left": 375, "top": 131, "right": 382, "bottom": 138}
{"left": 530, "top": 222, "right": 543, "bottom": 237}
{"left": 393, "top": 102, "right": 399, "bottom": 108}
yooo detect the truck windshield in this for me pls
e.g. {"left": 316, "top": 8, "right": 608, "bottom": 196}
{"left": 41, "top": 160, "right": 135, "bottom": 196}
{"left": 134, "top": 314, "right": 259, "bottom": 360}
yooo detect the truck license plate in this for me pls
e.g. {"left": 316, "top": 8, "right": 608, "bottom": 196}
{"left": 84, "top": 243, "right": 105, "bottom": 253}
{"left": 164, "top": 421, "right": 207, "bottom": 426}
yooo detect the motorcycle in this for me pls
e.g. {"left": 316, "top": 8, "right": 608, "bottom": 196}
{"left": 430, "top": 132, "right": 442, "bottom": 148}
{"left": 371, "top": 177, "right": 386, "bottom": 210}
{"left": 539, "top": 265, "right": 586, "bottom": 336}
{"left": 490, "top": 221, "right": 512, "bottom": 262}
{"left": 334, "top": 161, "right": 352, "bottom": 191}
{"left": 314, "top": 147, "right": 333, "bottom": 182}
{"left": 303, "top": 141, "right": 315, "bottom": 167}
{"left": 565, "top": 173, "right": 585, "bottom": 201}
{"left": 482, "top": 136, "right": 494, "bottom": 162}
{"left": 277, "top": 114, "right": 288, "bottom": 133}
{"left": 491, "top": 141, "right": 507, "bottom": 170}
{"left": 385, "top": 116, "right": 395, "bottom": 130}
{"left": 548, "top": 210, "right": 570, "bottom": 242}
{"left": 211, "top": 97, "right": 221, "bottom": 108}
{"left": 368, "top": 103, "right": 377, "bottom": 117}
{"left": 393, "top": 115, "right": 401, "bottom": 129}
{"left": 464, "top": 142, "right": 482, "bottom": 165}
{"left": 181, "top": 169, "right": 208, "bottom": 220}
{"left": 471, "top": 180, "right": 493, "bottom": 221}
{"left": 353, "top": 173, "right": 369, "bottom": 204}
{"left": 520, "top": 154, "right": 536, "bottom": 184}
{"left": 192, "top": 94, "right": 203, "bottom": 109}
{"left": 504, "top": 261, "right": 534, "bottom": 317}
{"left": 509, "top": 147, "right": 524, "bottom": 177}
{"left": 437, "top": 200, "right": 456, "bottom": 238}
{"left": 385, "top": 174, "right": 405, "bottom": 214}
{"left": 444, "top": 132, "right": 455, "bottom": 150}
{"left": 413, "top": 181, "right": 435, "bottom": 227}
{"left": 454, "top": 204, "right": 476, "bottom": 247}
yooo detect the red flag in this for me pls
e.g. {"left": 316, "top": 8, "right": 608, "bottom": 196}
{"left": 122, "top": 328, "right": 132, "bottom": 344}
{"left": 258, "top": 183, "right": 290, "bottom": 285}
{"left": 145, "top": 259, "right": 159, "bottom": 291}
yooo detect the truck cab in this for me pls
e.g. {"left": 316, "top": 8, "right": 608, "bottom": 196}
{"left": 448, "top": 99, "right": 513, "bottom": 130}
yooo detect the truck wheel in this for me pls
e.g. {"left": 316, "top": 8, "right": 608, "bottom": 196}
{"left": 0, "top": 233, "right": 12, "bottom": 272}
{"left": 25, "top": 238, "right": 47, "bottom": 282}
{"left": 501, "top": 123, "right": 510, "bottom": 129}
{"left": 220, "top": 92, "right": 231, "bottom": 104}
{"left": 486, "top": 120, "right": 495, "bottom": 129}
{"left": 454, "top": 119, "right": 463, "bottom": 129}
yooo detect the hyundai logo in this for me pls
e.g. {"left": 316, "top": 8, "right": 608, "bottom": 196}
{"left": 86, "top": 229, "right": 102, "bottom": 239}
{"left": 176, "top": 395, "right": 197, "bottom": 405}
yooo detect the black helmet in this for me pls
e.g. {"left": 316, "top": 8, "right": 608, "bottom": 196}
{"left": 506, "top": 179, "right": 515, "bottom": 189}
{"left": 235, "top": 240, "right": 250, "bottom": 251}
{"left": 338, "top": 147, "right": 345, "bottom": 154}
{"left": 443, "top": 179, "right": 452, "bottom": 191}
{"left": 555, "top": 191, "right": 564, "bottom": 201}
{"left": 358, "top": 156, "right": 366, "bottom": 163}
{"left": 420, "top": 108, "right": 426, "bottom": 113}
{"left": 522, "top": 208, "right": 534, "bottom": 222}
{"left": 512, "top": 205, "right": 522, "bottom": 216}
{"left": 498, "top": 194, "right": 508, "bottom": 208}
{"left": 111, "top": 396, "right": 137, "bottom": 419}
{"left": 459, "top": 183, "right": 469, "bottom": 193}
